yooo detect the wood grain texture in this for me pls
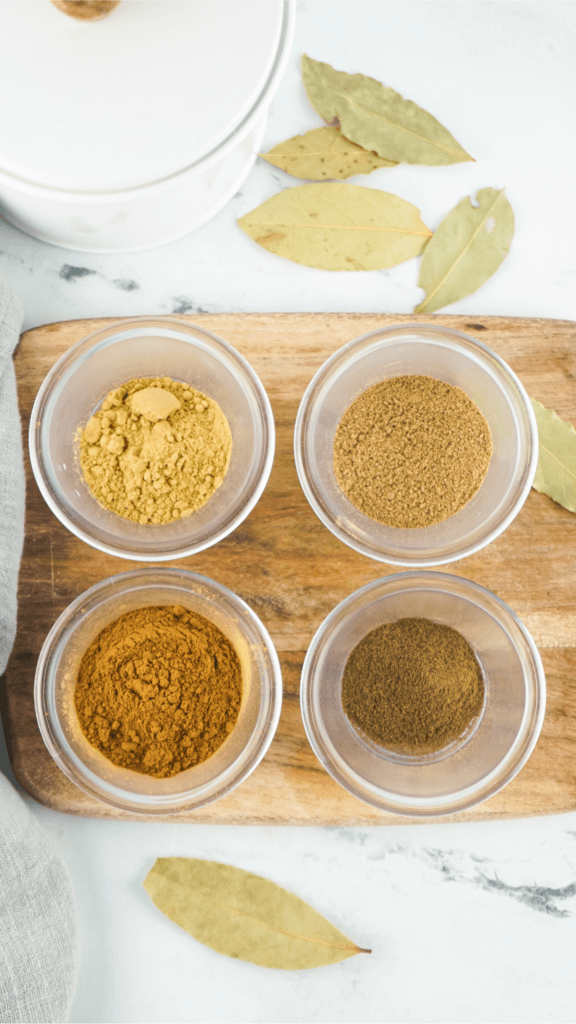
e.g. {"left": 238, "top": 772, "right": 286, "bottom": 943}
{"left": 5, "top": 312, "right": 576, "bottom": 824}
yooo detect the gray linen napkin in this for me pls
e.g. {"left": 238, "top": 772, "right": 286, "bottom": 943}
{"left": 0, "top": 274, "right": 79, "bottom": 1024}
{"left": 0, "top": 774, "right": 79, "bottom": 1024}
{"left": 0, "top": 274, "right": 24, "bottom": 677}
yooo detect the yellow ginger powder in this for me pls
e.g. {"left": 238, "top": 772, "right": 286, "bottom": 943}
{"left": 79, "top": 377, "right": 232, "bottom": 524}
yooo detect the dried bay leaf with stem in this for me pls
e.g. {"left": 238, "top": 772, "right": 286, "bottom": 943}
{"left": 143, "top": 858, "right": 370, "bottom": 970}
{"left": 415, "top": 188, "right": 514, "bottom": 313}
{"left": 531, "top": 400, "right": 576, "bottom": 513}
{"left": 301, "top": 54, "right": 473, "bottom": 166}
{"left": 260, "top": 126, "right": 397, "bottom": 180}
{"left": 237, "top": 182, "right": 432, "bottom": 271}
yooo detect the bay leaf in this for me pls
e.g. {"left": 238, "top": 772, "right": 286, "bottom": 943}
{"left": 260, "top": 126, "right": 397, "bottom": 180}
{"left": 415, "top": 188, "right": 514, "bottom": 313}
{"left": 301, "top": 54, "right": 473, "bottom": 166}
{"left": 143, "top": 858, "right": 370, "bottom": 970}
{"left": 531, "top": 399, "right": 576, "bottom": 513}
{"left": 237, "top": 182, "right": 432, "bottom": 271}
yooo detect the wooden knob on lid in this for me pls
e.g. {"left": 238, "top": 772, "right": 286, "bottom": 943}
{"left": 50, "top": 1, "right": 121, "bottom": 20}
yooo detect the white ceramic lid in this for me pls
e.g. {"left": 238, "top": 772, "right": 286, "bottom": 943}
{"left": 0, "top": 0, "right": 287, "bottom": 192}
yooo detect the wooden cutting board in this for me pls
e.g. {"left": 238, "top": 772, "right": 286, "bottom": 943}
{"left": 5, "top": 313, "right": 576, "bottom": 824}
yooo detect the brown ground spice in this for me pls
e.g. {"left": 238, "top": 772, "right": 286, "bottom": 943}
{"left": 74, "top": 605, "right": 242, "bottom": 778}
{"left": 333, "top": 374, "right": 492, "bottom": 528}
{"left": 341, "top": 617, "right": 485, "bottom": 754}
{"left": 79, "top": 377, "right": 232, "bottom": 525}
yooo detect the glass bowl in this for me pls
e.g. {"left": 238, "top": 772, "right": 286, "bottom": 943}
{"left": 30, "top": 317, "right": 274, "bottom": 560}
{"left": 294, "top": 324, "right": 538, "bottom": 566}
{"left": 300, "top": 571, "right": 545, "bottom": 817}
{"left": 34, "top": 568, "right": 282, "bottom": 815}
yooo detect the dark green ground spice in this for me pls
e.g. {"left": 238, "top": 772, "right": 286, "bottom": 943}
{"left": 341, "top": 617, "right": 485, "bottom": 754}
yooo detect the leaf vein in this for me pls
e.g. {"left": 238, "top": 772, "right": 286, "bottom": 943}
{"left": 418, "top": 191, "right": 504, "bottom": 312}
{"left": 248, "top": 222, "right": 432, "bottom": 236}
{"left": 344, "top": 96, "right": 467, "bottom": 158}
{"left": 168, "top": 877, "right": 362, "bottom": 953}
{"left": 540, "top": 443, "right": 576, "bottom": 484}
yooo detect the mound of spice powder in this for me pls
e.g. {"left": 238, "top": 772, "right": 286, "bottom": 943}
{"left": 74, "top": 605, "right": 242, "bottom": 778}
{"left": 333, "top": 374, "right": 492, "bottom": 528}
{"left": 341, "top": 617, "right": 484, "bottom": 754}
{"left": 79, "top": 377, "right": 232, "bottom": 524}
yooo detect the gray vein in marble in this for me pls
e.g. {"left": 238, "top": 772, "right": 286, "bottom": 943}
{"left": 0, "top": 249, "right": 26, "bottom": 266}
{"left": 332, "top": 829, "right": 371, "bottom": 847}
{"left": 325, "top": 842, "right": 576, "bottom": 917}
{"left": 478, "top": 875, "right": 576, "bottom": 917}
{"left": 59, "top": 264, "right": 96, "bottom": 282}
{"left": 112, "top": 278, "right": 140, "bottom": 292}
{"left": 422, "top": 848, "right": 576, "bottom": 917}
{"left": 266, "top": 169, "right": 294, "bottom": 189}
{"left": 171, "top": 296, "right": 209, "bottom": 314}
{"left": 58, "top": 266, "right": 141, "bottom": 293}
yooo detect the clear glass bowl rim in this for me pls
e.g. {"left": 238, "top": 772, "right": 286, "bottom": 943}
{"left": 34, "top": 567, "right": 283, "bottom": 815}
{"left": 293, "top": 322, "right": 539, "bottom": 567}
{"left": 29, "top": 315, "right": 275, "bottom": 561}
{"left": 300, "top": 570, "right": 546, "bottom": 818}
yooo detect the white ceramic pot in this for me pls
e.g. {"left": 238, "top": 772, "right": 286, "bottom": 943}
{"left": 0, "top": 0, "right": 294, "bottom": 252}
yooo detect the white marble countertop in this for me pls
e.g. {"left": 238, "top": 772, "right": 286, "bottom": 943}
{"left": 1, "top": 3, "right": 576, "bottom": 1022}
